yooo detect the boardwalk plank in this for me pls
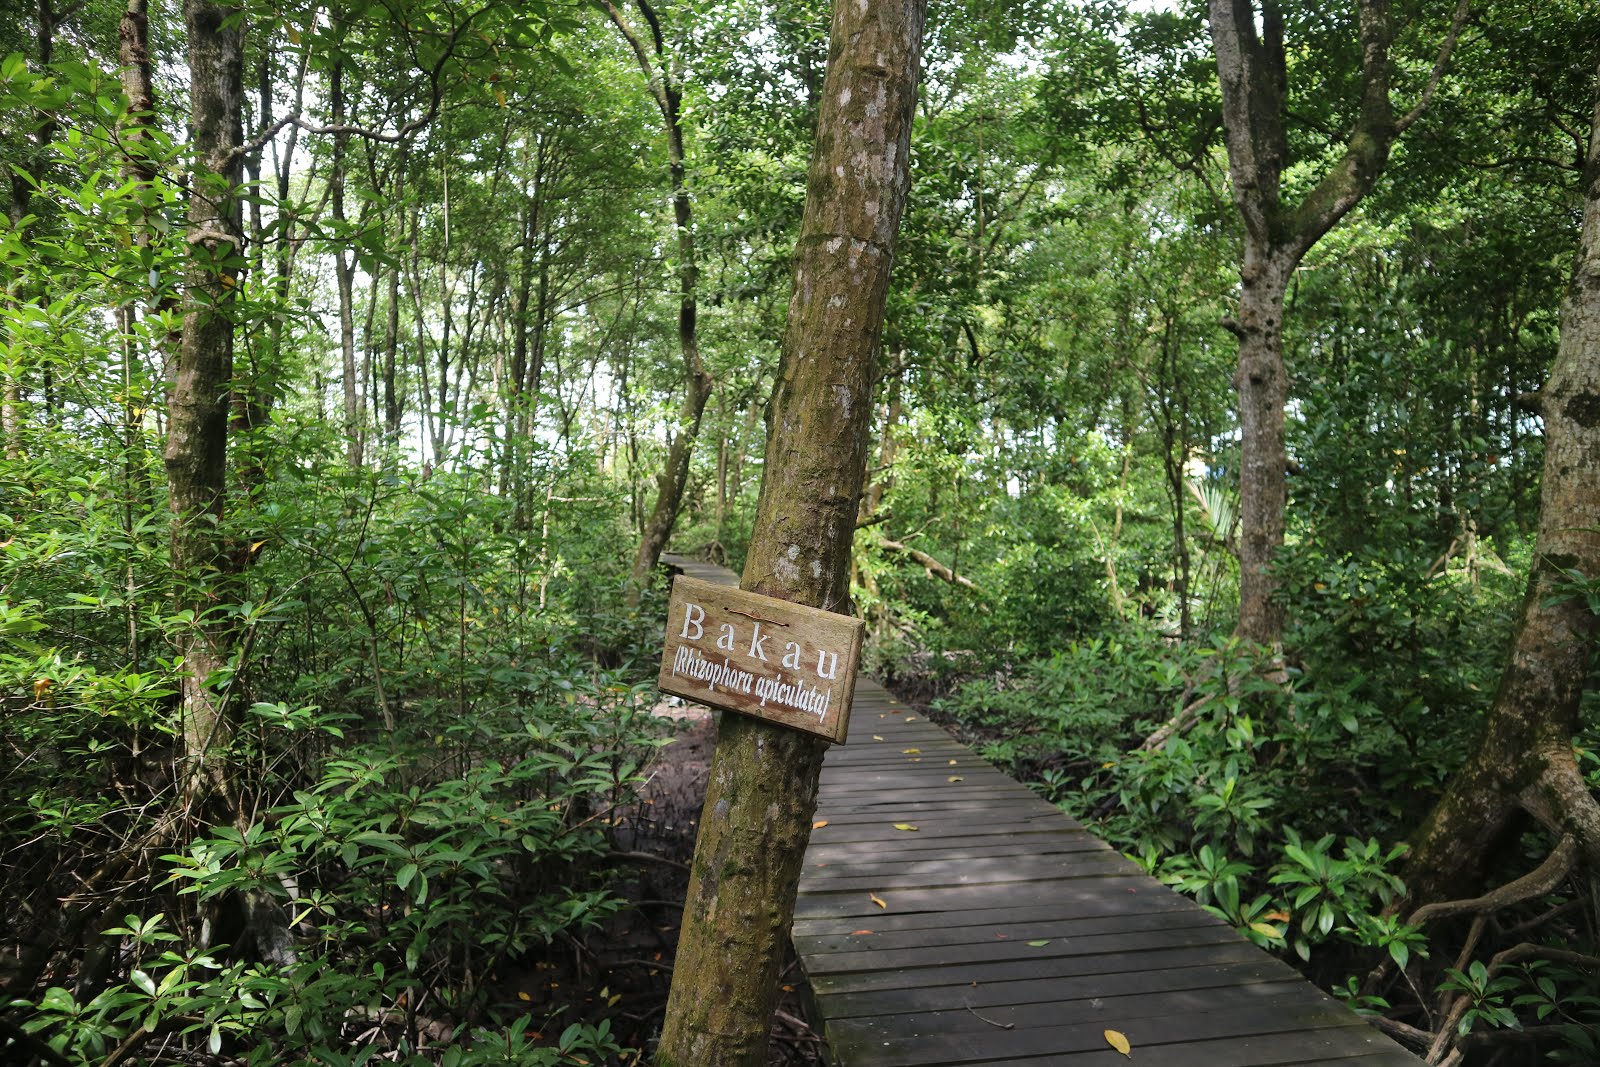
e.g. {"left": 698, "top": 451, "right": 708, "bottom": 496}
{"left": 800, "top": 854, "right": 1138, "bottom": 892}
{"left": 826, "top": 998, "right": 1374, "bottom": 1066}
{"left": 794, "top": 906, "right": 1227, "bottom": 956}
{"left": 803, "top": 922, "right": 1247, "bottom": 975}
{"left": 809, "top": 959, "right": 1299, "bottom": 1019}
{"left": 809, "top": 940, "right": 1280, "bottom": 996}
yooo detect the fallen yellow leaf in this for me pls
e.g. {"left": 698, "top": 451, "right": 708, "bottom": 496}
{"left": 948, "top": 759, "right": 958, "bottom": 765}
{"left": 893, "top": 823, "right": 919, "bottom": 831}
{"left": 1105, "top": 1029, "right": 1131, "bottom": 1056}
{"left": 813, "top": 819, "right": 829, "bottom": 829}
{"left": 869, "top": 893, "right": 887, "bottom": 909}
{"left": 516, "top": 991, "right": 531, "bottom": 1001}
{"left": 948, "top": 776, "right": 964, "bottom": 782}
{"left": 903, "top": 748, "right": 921, "bottom": 754}
{"left": 873, "top": 735, "right": 885, "bottom": 741}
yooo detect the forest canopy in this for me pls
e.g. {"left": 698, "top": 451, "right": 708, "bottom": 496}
{"left": 2, "top": 0, "right": 1599, "bottom": 1063}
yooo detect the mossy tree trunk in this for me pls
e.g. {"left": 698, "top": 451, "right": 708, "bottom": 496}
{"left": 654, "top": 0, "right": 926, "bottom": 1061}
{"left": 1403, "top": 62, "right": 1600, "bottom": 904}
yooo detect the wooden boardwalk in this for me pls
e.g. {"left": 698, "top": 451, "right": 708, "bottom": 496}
{"left": 661, "top": 556, "right": 1419, "bottom": 1066}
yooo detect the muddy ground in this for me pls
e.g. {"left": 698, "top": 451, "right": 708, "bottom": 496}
{"left": 504, "top": 705, "right": 828, "bottom": 1065}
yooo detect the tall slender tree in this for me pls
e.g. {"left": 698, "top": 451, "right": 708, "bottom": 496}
{"left": 599, "top": 0, "right": 714, "bottom": 597}
{"left": 167, "top": 0, "right": 245, "bottom": 799}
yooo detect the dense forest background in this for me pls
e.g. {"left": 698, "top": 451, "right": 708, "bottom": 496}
{"left": 3, "top": 0, "right": 1599, "bottom": 1063}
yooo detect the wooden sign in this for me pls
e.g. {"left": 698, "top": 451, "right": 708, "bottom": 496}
{"left": 657, "top": 575, "right": 864, "bottom": 744}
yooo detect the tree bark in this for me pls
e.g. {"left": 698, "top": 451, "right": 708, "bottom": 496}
{"left": 167, "top": 0, "right": 245, "bottom": 796}
{"left": 116, "top": 0, "right": 159, "bottom": 661}
{"left": 330, "top": 60, "right": 362, "bottom": 468}
{"left": 1403, "top": 63, "right": 1600, "bottom": 904}
{"left": 654, "top": 0, "right": 925, "bottom": 1059}
{"left": 1207, "top": 0, "right": 1463, "bottom": 647}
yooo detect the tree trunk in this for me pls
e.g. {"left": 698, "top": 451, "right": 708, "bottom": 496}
{"left": 116, "top": 0, "right": 159, "bottom": 661}
{"left": 1207, "top": 0, "right": 1463, "bottom": 646}
{"left": 383, "top": 256, "right": 402, "bottom": 441}
{"left": 604, "top": 0, "right": 713, "bottom": 597}
{"left": 1403, "top": 64, "right": 1600, "bottom": 904}
{"left": 168, "top": 0, "right": 244, "bottom": 796}
{"left": 654, "top": 0, "right": 925, "bottom": 1058}
{"left": 1232, "top": 247, "right": 1293, "bottom": 645}
{"left": 330, "top": 60, "right": 362, "bottom": 468}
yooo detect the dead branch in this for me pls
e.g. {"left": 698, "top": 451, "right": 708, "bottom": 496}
{"left": 1366, "top": 1015, "right": 1432, "bottom": 1051}
{"left": 878, "top": 539, "right": 982, "bottom": 593}
{"left": 1139, "top": 693, "right": 1216, "bottom": 752}
{"left": 963, "top": 1003, "right": 1015, "bottom": 1030}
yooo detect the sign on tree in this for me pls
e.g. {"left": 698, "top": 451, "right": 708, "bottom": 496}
{"left": 657, "top": 575, "right": 863, "bottom": 744}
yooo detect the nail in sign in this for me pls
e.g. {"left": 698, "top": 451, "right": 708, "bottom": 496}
{"left": 657, "top": 575, "right": 864, "bottom": 744}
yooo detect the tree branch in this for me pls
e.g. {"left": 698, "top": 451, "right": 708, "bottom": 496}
{"left": 1406, "top": 835, "right": 1576, "bottom": 927}
{"left": 1394, "top": 0, "right": 1471, "bottom": 134}
{"left": 597, "top": 0, "right": 673, "bottom": 126}
{"left": 878, "top": 539, "right": 982, "bottom": 593}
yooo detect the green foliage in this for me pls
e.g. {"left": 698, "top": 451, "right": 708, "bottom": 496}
{"left": 3, "top": 511, "right": 659, "bottom": 1062}
{"left": 932, "top": 630, "right": 1174, "bottom": 781}
{"left": 933, "top": 630, "right": 1467, "bottom": 974}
